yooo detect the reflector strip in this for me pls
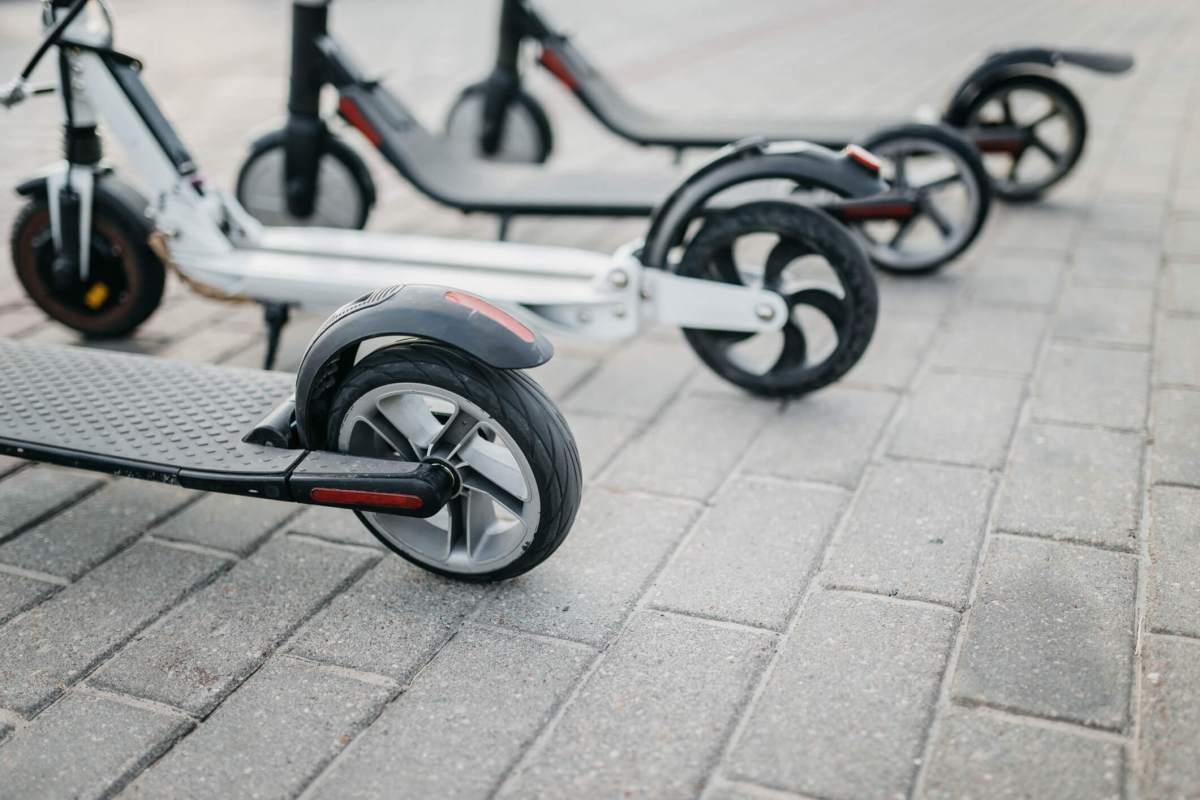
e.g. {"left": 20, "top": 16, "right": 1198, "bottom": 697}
{"left": 445, "top": 291, "right": 536, "bottom": 343}
{"left": 538, "top": 49, "right": 579, "bottom": 92}
{"left": 841, "top": 144, "right": 883, "bottom": 173}
{"left": 338, "top": 96, "right": 383, "bottom": 148}
{"left": 310, "top": 487, "right": 423, "bottom": 510}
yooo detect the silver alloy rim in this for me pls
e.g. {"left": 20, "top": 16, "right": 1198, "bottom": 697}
{"left": 445, "top": 92, "right": 544, "bottom": 163}
{"left": 238, "top": 147, "right": 365, "bottom": 229}
{"left": 336, "top": 382, "right": 540, "bottom": 575}
{"left": 855, "top": 136, "right": 981, "bottom": 271}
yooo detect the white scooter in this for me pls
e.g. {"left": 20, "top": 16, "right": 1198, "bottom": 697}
{"left": 3, "top": 0, "right": 887, "bottom": 397}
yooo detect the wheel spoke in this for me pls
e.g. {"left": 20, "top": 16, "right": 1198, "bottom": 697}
{"left": 889, "top": 214, "right": 919, "bottom": 249}
{"left": 1007, "top": 145, "right": 1028, "bottom": 181}
{"left": 350, "top": 414, "right": 418, "bottom": 460}
{"left": 773, "top": 323, "right": 808, "bottom": 370}
{"left": 463, "top": 489, "right": 501, "bottom": 558}
{"left": 919, "top": 196, "right": 955, "bottom": 238}
{"left": 711, "top": 245, "right": 742, "bottom": 284}
{"left": 376, "top": 392, "right": 450, "bottom": 452}
{"left": 455, "top": 427, "right": 529, "bottom": 501}
{"left": 460, "top": 466, "right": 527, "bottom": 520}
{"left": 789, "top": 287, "right": 848, "bottom": 331}
{"left": 891, "top": 153, "right": 909, "bottom": 188}
{"left": 1030, "top": 134, "right": 1063, "bottom": 165}
{"left": 1025, "top": 105, "right": 1061, "bottom": 130}
{"left": 999, "top": 92, "right": 1015, "bottom": 125}
{"left": 764, "top": 238, "right": 811, "bottom": 289}
{"left": 914, "top": 172, "right": 963, "bottom": 193}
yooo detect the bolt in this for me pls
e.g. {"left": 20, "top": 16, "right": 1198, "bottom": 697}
{"left": 608, "top": 269, "right": 629, "bottom": 289}
{"left": 755, "top": 303, "right": 777, "bottom": 322}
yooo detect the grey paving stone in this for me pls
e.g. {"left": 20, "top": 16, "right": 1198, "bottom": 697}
{"left": 125, "top": 657, "right": 392, "bottom": 800}
{"left": 0, "top": 467, "right": 102, "bottom": 539}
{"left": 150, "top": 493, "right": 299, "bottom": 556}
{"left": 1167, "top": 215, "right": 1200, "bottom": 258}
{"left": 888, "top": 371, "right": 1024, "bottom": 469}
{"left": 156, "top": 325, "right": 260, "bottom": 363}
{"left": 309, "top": 624, "right": 590, "bottom": 800}
{"left": 529, "top": 352, "right": 597, "bottom": 400}
{"left": 1054, "top": 285, "right": 1154, "bottom": 348}
{"left": 1072, "top": 238, "right": 1162, "bottom": 287}
{"left": 562, "top": 410, "right": 639, "bottom": 482}
{"left": 822, "top": 461, "right": 993, "bottom": 609}
{"left": 90, "top": 536, "right": 376, "bottom": 715}
{"left": 845, "top": 311, "right": 939, "bottom": 390}
{"left": 933, "top": 306, "right": 1047, "bottom": 376}
{"left": 652, "top": 477, "right": 844, "bottom": 630}
{"left": 565, "top": 339, "right": 696, "bottom": 420}
{"left": 729, "top": 591, "right": 956, "bottom": 798}
{"left": 1147, "top": 486, "right": 1200, "bottom": 638}
{"left": 921, "top": 709, "right": 1123, "bottom": 800}
{"left": 1138, "top": 634, "right": 1200, "bottom": 798}
{"left": 875, "top": 270, "right": 962, "bottom": 317}
{"left": 600, "top": 394, "right": 775, "bottom": 501}
{"left": 478, "top": 488, "right": 699, "bottom": 646}
{"left": 966, "top": 253, "right": 1064, "bottom": 308}
{"left": 286, "top": 506, "right": 384, "bottom": 549}
{"left": 288, "top": 558, "right": 487, "bottom": 680}
{"left": 1155, "top": 314, "right": 1200, "bottom": 386}
{"left": 954, "top": 536, "right": 1137, "bottom": 730}
{"left": 0, "top": 455, "right": 24, "bottom": 478}
{"left": 990, "top": 205, "right": 1083, "bottom": 252}
{"left": 0, "top": 480, "right": 196, "bottom": 579}
{"left": 1032, "top": 343, "right": 1150, "bottom": 430}
{"left": 1152, "top": 388, "right": 1200, "bottom": 486}
{"left": 996, "top": 424, "right": 1142, "bottom": 550}
{"left": 744, "top": 387, "right": 898, "bottom": 488}
{"left": 1084, "top": 199, "right": 1169, "bottom": 241}
{"left": 1159, "top": 260, "right": 1200, "bottom": 313}
{"left": 506, "top": 611, "right": 772, "bottom": 799}
{"left": 0, "top": 570, "right": 58, "bottom": 625}
{"left": 0, "top": 542, "right": 224, "bottom": 716}
{"left": 0, "top": 690, "right": 192, "bottom": 800}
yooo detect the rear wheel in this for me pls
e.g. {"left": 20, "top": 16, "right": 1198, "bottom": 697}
{"left": 10, "top": 180, "right": 165, "bottom": 337}
{"left": 677, "top": 201, "right": 877, "bottom": 397}
{"left": 961, "top": 74, "right": 1087, "bottom": 202}
{"left": 328, "top": 342, "right": 581, "bottom": 581}
{"left": 235, "top": 129, "right": 376, "bottom": 229}
{"left": 851, "top": 123, "right": 991, "bottom": 274}
{"left": 444, "top": 83, "right": 553, "bottom": 163}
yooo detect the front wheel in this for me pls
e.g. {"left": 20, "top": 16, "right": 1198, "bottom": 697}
{"left": 10, "top": 178, "right": 165, "bottom": 337}
{"left": 235, "top": 129, "right": 376, "bottom": 229}
{"left": 327, "top": 342, "right": 581, "bottom": 581}
{"left": 959, "top": 74, "right": 1087, "bottom": 202}
{"left": 677, "top": 201, "right": 878, "bottom": 398}
{"left": 851, "top": 123, "right": 992, "bottom": 274}
{"left": 444, "top": 82, "right": 554, "bottom": 164}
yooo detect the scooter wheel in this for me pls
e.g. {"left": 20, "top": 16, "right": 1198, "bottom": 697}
{"left": 10, "top": 179, "right": 165, "bottom": 337}
{"left": 235, "top": 129, "right": 376, "bottom": 229}
{"left": 855, "top": 123, "right": 992, "bottom": 275}
{"left": 961, "top": 74, "right": 1087, "bottom": 202}
{"left": 327, "top": 341, "right": 581, "bottom": 581}
{"left": 677, "top": 201, "right": 877, "bottom": 398}
{"left": 444, "top": 83, "right": 554, "bottom": 163}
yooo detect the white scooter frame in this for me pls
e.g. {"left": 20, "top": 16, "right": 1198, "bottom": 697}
{"left": 4, "top": 0, "right": 884, "bottom": 396}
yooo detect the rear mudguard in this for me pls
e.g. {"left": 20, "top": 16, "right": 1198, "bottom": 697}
{"left": 943, "top": 47, "right": 1134, "bottom": 125}
{"left": 295, "top": 284, "right": 553, "bottom": 449}
{"left": 641, "top": 138, "right": 888, "bottom": 268}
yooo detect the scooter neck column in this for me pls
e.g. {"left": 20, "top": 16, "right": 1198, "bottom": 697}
{"left": 288, "top": 0, "right": 331, "bottom": 117}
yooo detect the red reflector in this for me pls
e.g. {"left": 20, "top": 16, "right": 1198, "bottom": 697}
{"left": 538, "top": 48, "right": 579, "bottom": 92}
{"left": 310, "top": 487, "right": 424, "bottom": 510}
{"left": 842, "top": 144, "right": 883, "bottom": 173}
{"left": 337, "top": 96, "right": 383, "bottom": 148}
{"left": 444, "top": 291, "right": 536, "bottom": 343}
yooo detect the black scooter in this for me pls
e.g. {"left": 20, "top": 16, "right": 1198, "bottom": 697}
{"left": 234, "top": 0, "right": 993, "bottom": 275}
{"left": 447, "top": 0, "right": 1134, "bottom": 202}
{"left": 0, "top": 286, "right": 582, "bottom": 582}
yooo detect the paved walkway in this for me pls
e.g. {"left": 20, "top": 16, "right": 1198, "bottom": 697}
{"left": 0, "top": 0, "right": 1198, "bottom": 797}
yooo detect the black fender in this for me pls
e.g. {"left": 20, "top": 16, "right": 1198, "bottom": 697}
{"left": 641, "top": 138, "right": 889, "bottom": 268}
{"left": 944, "top": 47, "right": 1133, "bottom": 125}
{"left": 294, "top": 284, "right": 553, "bottom": 448}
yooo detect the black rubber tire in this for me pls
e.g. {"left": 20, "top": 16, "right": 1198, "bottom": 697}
{"left": 10, "top": 178, "right": 165, "bottom": 337}
{"left": 961, "top": 74, "right": 1087, "bottom": 203}
{"left": 444, "top": 82, "right": 554, "bottom": 163}
{"left": 860, "top": 122, "right": 992, "bottom": 275}
{"left": 234, "top": 128, "right": 377, "bottom": 230}
{"left": 677, "top": 201, "right": 878, "bottom": 398}
{"left": 326, "top": 341, "right": 582, "bottom": 582}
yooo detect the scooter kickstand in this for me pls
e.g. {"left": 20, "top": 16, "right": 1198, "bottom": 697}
{"left": 262, "top": 301, "right": 291, "bottom": 371}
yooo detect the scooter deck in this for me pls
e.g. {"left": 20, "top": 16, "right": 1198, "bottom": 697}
{"left": 0, "top": 339, "right": 300, "bottom": 481}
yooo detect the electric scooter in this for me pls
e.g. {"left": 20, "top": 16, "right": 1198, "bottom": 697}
{"left": 0, "top": 285, "right": 583, "bottom": 581}
{"left": 234, "top": 0, "right": 992, "bottom": 274}
{"left": 445, "top": 0, "right": 1134, "bottom": 202}
{"left": 3, "top": 0, "right": 889, "bottom": 399}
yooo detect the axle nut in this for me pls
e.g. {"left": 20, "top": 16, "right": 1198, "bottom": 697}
{"left": 755, "top": 303, "right": 777, "bottom": 322}
{"left": 608, "top": 269, "right": 630, "bottom": 289}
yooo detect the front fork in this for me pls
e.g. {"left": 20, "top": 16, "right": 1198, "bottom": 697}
{"left": 283, "top": 114, "right": 325, "bottom": 219}
{"left": 478, "top": 67, "right": 520, "bottom": 156}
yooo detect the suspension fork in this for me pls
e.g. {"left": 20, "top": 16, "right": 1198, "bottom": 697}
{"left": 283, "top": 0, "right": 331, "bottom": 218}
{"left": 476, "top": 0, "right": 530, "bottom": 155}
